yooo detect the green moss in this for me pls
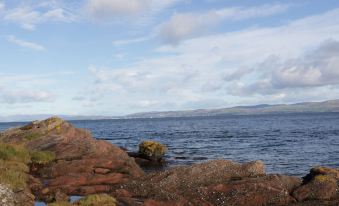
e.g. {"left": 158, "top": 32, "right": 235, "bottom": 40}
{"left": 30, "top": 150, "right": 55, "bottom": 164}
{"left": 55, "top": 124, "right": 62, "bottom": 135}
{"left": 76, "top": 194, "right": 117, "bottom": 206}
{"left": 46, "top": 117, "right": 64, "bottom": 135}
{"left": 24, "top": 132, "right": 43, "bottom": 141}
{"left": 314, "top": 175, "right": 335, "bottom": 183}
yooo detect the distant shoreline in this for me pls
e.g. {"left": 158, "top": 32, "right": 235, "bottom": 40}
{"left": 1, "top": 111, "right": 339, "bottom": 124}
{"left": 1, "top": 99, "right": 339, "bottom": 123}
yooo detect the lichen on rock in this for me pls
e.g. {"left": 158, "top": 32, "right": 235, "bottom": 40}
{"left": 138, "top": 140, "right": 167, "bottom": 161}
{"left": 0, "top": 184, "right": 15, "bottom": 206}
{"left": 292, "top": 166, "right": 339, "bottom": 202}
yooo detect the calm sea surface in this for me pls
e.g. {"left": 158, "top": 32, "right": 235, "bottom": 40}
{"left": 1, "top": 113, "right": 338, "bottom": 176}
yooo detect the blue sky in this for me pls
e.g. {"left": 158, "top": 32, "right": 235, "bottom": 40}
{"left": 1, "top": 0, "right": 339, "bottom": 116}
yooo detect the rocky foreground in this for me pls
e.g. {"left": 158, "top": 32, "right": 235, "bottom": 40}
{"left": 0, "top": 117, "right": 338, "bottom": 206}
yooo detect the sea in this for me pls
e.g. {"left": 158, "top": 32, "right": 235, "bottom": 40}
{"left": 1, "top": 112, "right": 338, "bottom": 177}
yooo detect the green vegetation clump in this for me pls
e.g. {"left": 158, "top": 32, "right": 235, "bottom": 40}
{"left": 139, "top": 140, "right": 167, "bottom": 161}
{"left": 30, "top": 150, "right": 55, "bottom": 164}
{"left": 24, "top": 132, "right": 43, "bottom": 141}
{"left": 48, "top": 194, "right": 117, "bottom": 206}
{"left": 76, "top": 194, "right": 117, "bottom": 206}
{"left": 0, "top": 143, "right": 55, "bottom": 190}
{"left": 0, "top": 160, "right": 29, "bottom": 189}
{"left": 0, "top": 144, "right": 31, "bottom": 189}
{"left": 0, "top": 143, "right": 31, "bottom": 163}
{"left": 46, "top": 117, "right": 64, "bottom": 134}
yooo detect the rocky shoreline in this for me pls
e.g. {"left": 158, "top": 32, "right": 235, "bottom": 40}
{"left": 0, "top": 117, "right": 338, "bottom": 206}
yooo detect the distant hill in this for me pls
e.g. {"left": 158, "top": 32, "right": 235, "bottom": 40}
{"left": 1, "top": 99, "right": 339, "bottom": 122}
{"left": 125, "top": 99, "right": 339, "bottom": 118}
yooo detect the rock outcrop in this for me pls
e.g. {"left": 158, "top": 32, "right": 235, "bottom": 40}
{"left": 112, "top": 160, "right": 302, "bottom": 206}
{"left": 1, "top": 117, "right": 338, "bottom": 206}
{"left": 128, "top": 141, "right": 168, "bottom": 169}
{"left": 0, "top": 117, "right": 144, "bottom": 202}
{"left": 292, "top": 167, "right": 339, "bottom": 202}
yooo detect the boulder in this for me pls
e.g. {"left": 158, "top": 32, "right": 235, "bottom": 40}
{"left": 138, "top": 141, "right": 167, "bottom": 162}
{"left": 0, "top": 117, "right": 144, "bottom": 202}
{"left": 293, "top": 167, "right": 339, "bottom": 201}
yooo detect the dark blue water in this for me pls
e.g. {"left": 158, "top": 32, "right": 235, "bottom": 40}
{"left": 1, "top": 113, "right": 338, "bottom": 176}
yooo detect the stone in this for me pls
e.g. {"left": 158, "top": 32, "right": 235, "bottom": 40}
{"left": 0, "top": 184, "right": 15, "bottom": 206}
{"left": 0, "top": 117, "right": 144, "bottom": 203}
{"left": 292, "top": 166, "right": 339, "bottom": 202}
{"left": 138, "top": 141, "right": 167, "bottom": 162}
{"left": 111, "top": 160, "right": 302, "bottom": 206}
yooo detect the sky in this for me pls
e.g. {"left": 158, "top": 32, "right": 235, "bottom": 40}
{"left": 1, "top": 0, "right": 339, "bottom": 116}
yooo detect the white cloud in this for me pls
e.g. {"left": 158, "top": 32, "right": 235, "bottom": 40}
{"left": 234, "top": 40, "right": 339, "bottom": 95}
{"left": 84, "top": 8, "right": 339, "bottom": 112}
{"left": 113, "top": 53, "right": 126, "bottom": 60}
{"left": 7, "top": 35, "right": 46, "bottom": 51}
{"left": 0, "top": 2, "right": 5, "bottom": 13}
{"left": 112, "top": 36, "right": 151, "bottom": 46}
{"left": 136, "top": 100, "right": 159, "bottom": 107}
{"left": 0, "top": 87, "right": 55, "bottom": 104}
{"left": 216, "top": 4, "right": 290, "bottom": 20}
{"left": 0, "top": 71, "right": 76, "bottom": 108}
{"left": 85, "top": 0, "right": 151, "bottom": 18}
{"left": 159, "top": 4, "right": 290, "bottom": 44}
{"left": 4, "top": 5, "right": 75, "bottom": 30}
{"left": 84, "top": 0, "right": 183, "bottom": 24}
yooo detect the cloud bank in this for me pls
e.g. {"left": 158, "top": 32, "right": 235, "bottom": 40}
{"left": 159, "top": 4, "right": 290, "bottom": 44}
{"left": 85, "top": 8, "right": 339, "bottom": 111}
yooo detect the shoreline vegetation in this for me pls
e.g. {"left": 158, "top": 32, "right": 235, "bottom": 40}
{"left": 0, "top": 117, "right": 338, "bottom": 206}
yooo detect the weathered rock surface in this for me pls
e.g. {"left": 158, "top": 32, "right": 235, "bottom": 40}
{"left": 111, "top": 160, "right": 302, "bottom": 206}
{"left": 0, "top": 184, "right": 15, "bottom": 206}
{"left": 0, "top": 117, "right": 143, "bottom": 202}
{"left": 0, "top": 184, "right": 34, "bottom": 206}
{"left": 292, "top": 166, "right": 339, "bottom": 202}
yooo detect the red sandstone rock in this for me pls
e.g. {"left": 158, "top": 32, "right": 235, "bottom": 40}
{"left": 112, "top": 160, "right": 303, "bottom": 206}
{"left": 2, "top": 117, "right": 339, "bottom": 206}
{"left": 1, "top": 117, "right": 144, "bottom": 202}
{"left": 293, "top": 167, "right": 339, "bottom": 202}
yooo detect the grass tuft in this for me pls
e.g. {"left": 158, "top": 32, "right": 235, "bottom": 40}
{"left": 24, "top": 132, "right": 43, "bottom": 141}
{"left": 0, "top": 160, "right": 29, "bottom": 189}
{"left": 76, "top": 194, "right": 117, "bottom": 206}
{"left": 0, "top": 143, "right": 31, "bottom": 163}
{"left": 0, "top": 143, "right": 55, "bottom": 190}
{"left": 48, "top": 202, "right": 72, "bottom": 206}
{"left": 30, "top": 150, "right": 55, "bottom": 165}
